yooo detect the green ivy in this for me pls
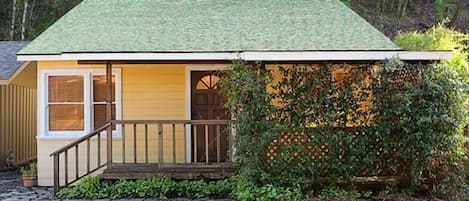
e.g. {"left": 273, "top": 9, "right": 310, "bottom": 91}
{"left": 219, "top": 59, "right": 468, "bottom": 199}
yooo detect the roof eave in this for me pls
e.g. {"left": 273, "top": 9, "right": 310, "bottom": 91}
{"left": 17, "top": 51, "right": 452, "bottom": 62}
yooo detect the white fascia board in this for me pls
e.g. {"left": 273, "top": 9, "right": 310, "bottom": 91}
{"left": 17, "top": 51, "right": 452, "bottom": 61}
{"left": 17, "top": 52, "right": 239, "bottom": 61}
{"left": 242, "top": 51, "right": 452, "bottom": 61}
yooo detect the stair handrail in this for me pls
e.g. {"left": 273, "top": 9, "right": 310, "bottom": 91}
{"left": 50, "top": 122, "right": 112, "bottom": 192}
{"left": 49, "top": 123, "right": 111, "bottom": 157}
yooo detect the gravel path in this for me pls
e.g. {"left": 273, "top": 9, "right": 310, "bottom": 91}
{"left": 0, "top": 170, "right": 55, "bottom": 200}
{"left": 0, "top": 171, "right": 22, "bottom": 194}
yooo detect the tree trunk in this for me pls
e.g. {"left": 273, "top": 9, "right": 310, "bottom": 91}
{"left": 402, "top": 0, "right": 409, "bottom": 18}
{"left": 449, "top": 0, "right": 464, "bottom": 26}
{"left": 29, "top": 0, "right": 36, "bottom": 20}
{"left": 397, "top": 0, "right": 409, "bottom": 18}
{"left": 21, "top": 0, "right": 29, "bottom": 40}
{"left": 10, "top": 0, "right": 17, "bottom": 40}
{"left": 377, "top": 0, "right": 386, "bottom": 13}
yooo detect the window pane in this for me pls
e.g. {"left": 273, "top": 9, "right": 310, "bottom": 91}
{"left": 49, "top": 104, "right": 84, "bottom": 131}
{"left": 49, "top": 76, "right": 84, "bottom": 102}
{"left": 93, "top": 104, "right": 116, "bottom": 129}
{"left": 196, "top": 75, "right": 221, "bottom": 90}
{"left": 93, "top": 75, "right": 115, "bottom": 102}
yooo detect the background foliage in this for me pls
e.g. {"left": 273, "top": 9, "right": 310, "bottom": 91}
{"left": 0, "top": 0, "right": 81, "bottom": 40}
{"left": 395, "top": 25, "right": 469, "bottom": 83}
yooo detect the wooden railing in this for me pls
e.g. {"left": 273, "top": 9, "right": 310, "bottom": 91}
{"left": 49, "top": 123, "right": 111, "bottom": 192}
{"left": 50, "top": 120, "right": 232, "bottom": 192}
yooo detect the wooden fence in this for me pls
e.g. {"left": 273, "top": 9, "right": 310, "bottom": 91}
{"left": 0, "top": 84, "right": 37, "bottom": 170}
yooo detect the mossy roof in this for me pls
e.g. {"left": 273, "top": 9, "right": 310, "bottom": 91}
{"left": 19, "top": 0, "right": 399, "bottom": 55}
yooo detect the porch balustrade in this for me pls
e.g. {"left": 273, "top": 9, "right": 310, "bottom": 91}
{"left": 50, "top": 119, "right": 232, "bottom": 192}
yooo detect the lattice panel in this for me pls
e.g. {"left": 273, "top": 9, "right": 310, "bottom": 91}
{"left": 265, "top": 130, "right": 408, "bottom": 177}
{"left": 266, "top": 132, "right": 329, "bottom": 166}
{"left": 388, "top": 67, "right": 422, "bottom": 90}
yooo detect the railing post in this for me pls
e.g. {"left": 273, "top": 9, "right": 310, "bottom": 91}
{"left": 216, "top": 124, "right": 221, "bottom": 163}
{"left": 158, "top": 123, "right": 164, "bottom": 169}
{"left": 205, "top": 124, "right": 209, "bottom": 164}
{"left": 106, "top": 61, "right": 113, "bottom": 169}
{"left": 106, "top": 123, "right": 113, "bottom": 169}
{"left": 53, "top": 154, "right": 60, "bottom": 193}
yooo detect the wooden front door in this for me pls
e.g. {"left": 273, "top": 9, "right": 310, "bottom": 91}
{"left": 191, "top": 71, "right": 229, "bottom": 162}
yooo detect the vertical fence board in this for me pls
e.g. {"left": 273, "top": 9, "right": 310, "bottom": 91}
{"left": 0, "top": 85, "right": 37, "bottom": 170}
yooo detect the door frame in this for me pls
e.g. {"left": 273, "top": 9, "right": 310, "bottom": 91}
{"left": 185, "top": 64, "right": 229, "bottom": 163}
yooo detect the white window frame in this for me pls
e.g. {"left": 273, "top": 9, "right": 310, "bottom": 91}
{"left": 39, "top": 69, "right": 122, "bottom": 139}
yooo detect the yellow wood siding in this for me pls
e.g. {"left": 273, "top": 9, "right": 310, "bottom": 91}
{"left": 37, "top": 61, "right": 187, "bottom": 186}
{"left": 0, "top": 84, "right": 37, "bottom": 170}
{"left": 10, "top": 62, "right": 37, "bottom": 89}
{"left": 122, "top": 66, "right": 186, "bottom": 163}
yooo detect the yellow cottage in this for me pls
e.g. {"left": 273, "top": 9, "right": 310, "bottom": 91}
{"left": 16, "top": 0, "right": 450, "bottom": 191}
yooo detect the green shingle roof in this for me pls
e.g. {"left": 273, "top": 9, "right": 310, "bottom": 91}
{"left": 19, "top": 0, "right": 399, "bottom": 55}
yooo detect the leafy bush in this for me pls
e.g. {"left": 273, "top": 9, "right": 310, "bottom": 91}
{"left": 57, "top": 177, "right": 234, "bottom": 199}
{"left": 57, "top": 176, "right": 304, "bottom": 200}
{"left": 232, "top": 175, "right": 302, "bottom": 201}
{"left": 396, "top": 26, "right": 469, "bottom": 199}
{"left": 318, "top": 186, "right": 372, "bottom": 199}
{"left": 56, "top": 176, "right": 103, "bottom": 199}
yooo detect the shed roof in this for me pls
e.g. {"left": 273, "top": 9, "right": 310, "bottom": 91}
{"left": 0, "top": 41, "right": 30, "bottom": 79}
{"left": 19, "top": 0, "right": 399, "bottom": 55}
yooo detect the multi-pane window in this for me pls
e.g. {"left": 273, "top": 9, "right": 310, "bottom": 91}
{"left": 48, "top": 76, "right": 85, "bottom": 131}
{"left": 43, "top": 70, "right": 120, "bottom": 137}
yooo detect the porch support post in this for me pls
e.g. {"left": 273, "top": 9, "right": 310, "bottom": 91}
{"left": 106, "top": 61, "right": 113, "bottom": 169}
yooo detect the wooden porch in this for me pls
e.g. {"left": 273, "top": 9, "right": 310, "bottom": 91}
{"left": 48, "top": 62, "right": 236, "bottom": 192}
{"left": 50, "top": 119, "right": 235, "bottom": 192}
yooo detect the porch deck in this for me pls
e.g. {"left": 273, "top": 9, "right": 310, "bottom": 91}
{"left": 101, "top": 162, "right": 237, "bottom": 180}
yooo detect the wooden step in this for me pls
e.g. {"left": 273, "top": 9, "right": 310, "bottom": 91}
{"left": 101, "top": 163, "right": 237, "bottom": 180}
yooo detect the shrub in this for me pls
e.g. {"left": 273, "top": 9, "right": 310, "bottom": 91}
{"left": 56, "top": 176, "right": 104, "bottom": 199}
{"left": 56, "top": 177, "right": 235, "bottom": 199}
{"left": 232, "top": 175, "right": 302, "bottom": 201}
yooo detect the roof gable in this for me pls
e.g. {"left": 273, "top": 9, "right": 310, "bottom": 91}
{"left": 0, "top": 41, "right": 29, "bottom": 79}
{"left": 19, "top": 0, "right": 399, "bottom": 55}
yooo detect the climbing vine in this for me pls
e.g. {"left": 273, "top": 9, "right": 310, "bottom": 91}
{"left": 219, "top": 59, "right": 468, "bottom": 198}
